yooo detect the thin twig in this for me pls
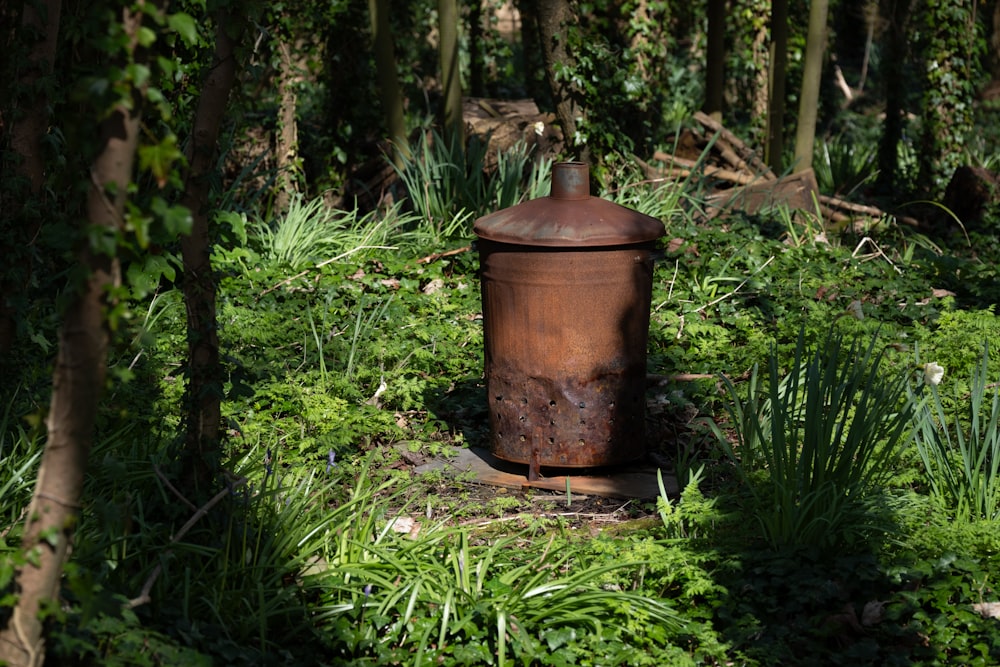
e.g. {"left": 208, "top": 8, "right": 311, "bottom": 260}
{"left": 153, "top": 464, "right": 197, "bottom": 512}
{"left": 259, "top": 269, "right": 310, "bottom": 298}
{"left": 416, "top": 245, "right": 471, "bottom": 264}
{"left": 693, "top": 255, "right": 775, "bottom": 313}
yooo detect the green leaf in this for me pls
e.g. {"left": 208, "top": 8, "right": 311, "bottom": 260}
{"left": 161, "top": 203, "right": 193, "bottom": 238}
{"left": 127, "top": 254, "right": 175, "bottom": 298}
{"left": 167, "top": 12, "right": 199, "bottom": 46}
{"left": 138, "top": 135, "right": 183, "bottom": 189}
{"left": 137, "top": 25, "right": 157, "bottom": 48}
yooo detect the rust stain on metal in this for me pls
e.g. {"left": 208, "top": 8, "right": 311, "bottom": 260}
{"left": 474, "top": 162, "right": 665, "bottom": 473}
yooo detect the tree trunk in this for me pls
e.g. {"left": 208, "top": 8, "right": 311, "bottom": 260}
{"left": 876, "top": 0, "right": 913, "bottom": 195}
{"left": 468, "top": 0, "right": 484, "bottom": 97}
{"left": 274, "top": 36, "right": 300, "bottom": 213}
{"left": 703, "top": 0, "right": 726, "bottom": 122}
{"left": 367, "top": 0, "right": 408, "bottom": 166}
{"left": 0, "top": 5, "right": 147, "bottom": 661}
{"left": 766, "top": 0, "right": 789, "bottom": 172}
{"left": 516, "top": 0, "right": 547, "bottom": 103}
{"left": 438, "top": 0, "right": 465, "bottom": 146}
{"left": 793, "top": 0, "right": 829, "bottom": 172}
{"left": 917, "top": 0, "right": 978, "bottom": 197}
{"left": 532, "top": 0, "right": 587, "bottom": 161}
{"left": 0, "top": 0, "right": 61, "bottom": 358}
{"left": 178, "top": 15, "right": 239, "bottom": 496}
{"left": 992, "top": 0, "right": 1000, "bottom": 82}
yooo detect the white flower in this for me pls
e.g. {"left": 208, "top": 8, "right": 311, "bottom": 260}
{"left": 533, "top": 121, "right": 545, "bottom": 136}
{"left": 923, "top": 362, "right": 945, "bottom": 386}
{"left": 847, "top": 300, "right": 864, "bottom": 321}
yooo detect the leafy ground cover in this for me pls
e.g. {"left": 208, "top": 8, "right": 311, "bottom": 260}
{"left": 4, "top": 142, "right": 1000, "bottom": 665}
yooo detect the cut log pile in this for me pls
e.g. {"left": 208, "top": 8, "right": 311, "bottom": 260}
{"left": 638, "top": 111, "right": 905, "bottom": 231}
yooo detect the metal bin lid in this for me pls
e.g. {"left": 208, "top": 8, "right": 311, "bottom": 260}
{"left": 473, "top": 161, "right": 666, "bottom": 247}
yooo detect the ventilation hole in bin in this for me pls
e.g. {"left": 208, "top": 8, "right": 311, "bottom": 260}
{"left": 548, "top": 437, "right": 554, "bottom": 444}
{"left": 519, "top": 415, "right": 526, "bottom": 422}
{"left": 519, "top": 434, "right": 526, "bottom": 441}
{"left": 521, "top": 397, "right": 528, "bottom": 404}
{"left": 578, "top": 402, "right": 586, "bottom": 409}
{"left": 549, "top": 399, "right": 557, "bottom": 407}
{"left": 577, "top": 439, "right": 586, "bottom": 447}
{"left": 495, "top": 395, "right": 503, "bottom": 402}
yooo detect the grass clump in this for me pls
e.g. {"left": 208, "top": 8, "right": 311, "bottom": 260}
{"left": 711, "top": 329, "right": 912, "bottom": 550}
{"left": 911, "top": 343, "right": 1000, "bottom": 522}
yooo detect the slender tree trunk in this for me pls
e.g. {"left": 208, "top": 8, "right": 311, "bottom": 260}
{"left": 367, "top": 0, "right": 408, "bottom": 166}
{"left": 178, "top": 15, "right": 239, "bottom": 496}
{"left": 517, "top": 0, "right": 547, "bottom": 103}
{"left": 274, "top": 36, "right": 300, "bottom": 213}
{"left": 0, "top": 5, "right": 149, "bottom": 661}
{"left": 532, "top": 0, "right": 587, "bottom": 161}
{"left": 793, "top": 0, "right": 829, "bottom": 172}
{"left": 766, "top": 0, "right": 789, "bottom": 172}
{"left": 704, "top": 0, "right": 726, "bottom": 122}
{"left": 992, "top": 0, "right": 1000, "bottom": 82}
{"left": 438, "top": 0, "right": 465, "bottom": 146}
{"left": 0, "top": 0, "right": 61, "bottom": 358}
{"left": 876, "top": 0, "right": 913, "bottom": 194}
{"left": 468, "top": 0, "right": 484, "bottom": 97}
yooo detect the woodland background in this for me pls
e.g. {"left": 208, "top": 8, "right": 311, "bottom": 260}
{"left": 3, "top": 0, "right": 1000, "bottom": 665}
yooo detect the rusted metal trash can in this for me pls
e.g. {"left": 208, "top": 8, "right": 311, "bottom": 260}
{"left": 473, "top": 161, "right": 665, "bottom": 479}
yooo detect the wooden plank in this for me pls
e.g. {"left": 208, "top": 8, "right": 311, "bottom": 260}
{"left": 705, "top": 167, "right": 820, "bottom": 218}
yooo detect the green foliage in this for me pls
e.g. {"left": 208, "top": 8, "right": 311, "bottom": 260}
{"left": 711, "top": 330, "right": 913, "bottom": 549}
{"left": 394, "top": 130, "right": 552, "bottom": 226}
{"left": 251, "top": 196, "right": 414, "bottom": 270}
{"left": 813, "top": 133, "right": 879, "bottom": 198}
{"left": 0, "top": 396, "right": 42, "bottom": 549}
{"left": 911, "top": 343, "right": 1000, "bottom": 522}
{"left": 560, "top": 1, "right": 700, "bottom": 159}
{"left": 310, "top": 469, "right": 685, "bottom": 666}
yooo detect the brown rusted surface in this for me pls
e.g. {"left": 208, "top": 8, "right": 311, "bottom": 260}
{"left": 474, "top": 162, "right": 664, "bottom": 472}
{"left": 478, "top": 241, "right": 656, "bottom": 468}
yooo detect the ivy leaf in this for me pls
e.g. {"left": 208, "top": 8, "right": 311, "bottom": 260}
{"left": 137, "top": 25, "right": 157, "bottom": 48}
{"left": 153, "top": 200, "right": 193, "bottom": 237}
{"left": 138, "top": 135, "right": 183, "bottom": 188}
{"left": 167, "top": 12, "right": 199, "bottom": 46}
{"left": 128, "top": 254, "right": 176, "bottom": 298}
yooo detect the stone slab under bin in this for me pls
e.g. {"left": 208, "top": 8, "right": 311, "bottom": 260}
{"left": 412, "top": 446, "right": 677, "bottom": 500}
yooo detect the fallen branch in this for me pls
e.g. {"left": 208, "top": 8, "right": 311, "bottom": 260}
{"left": 693, "top": 111, "right": 775, "bottom": 179}
{"left": 127, "top": 476, "right": 247, "bottom": 610}
{"left": 659, "top": 165, "right": 764, "bottom": 187}
{"left": 153, "top": 464, "right": 197, "bottom": 512}
{"left": 819, "top": 194, "right": 889, "bottom": 218}
{"left": 416, "top": 245, "right": 471, "bottom": 264}
{"left": 694, "top": 255, "right": 775, "bottom": 314}
{"left": 647, "top": 373, "right": 719, "bottom": 383}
